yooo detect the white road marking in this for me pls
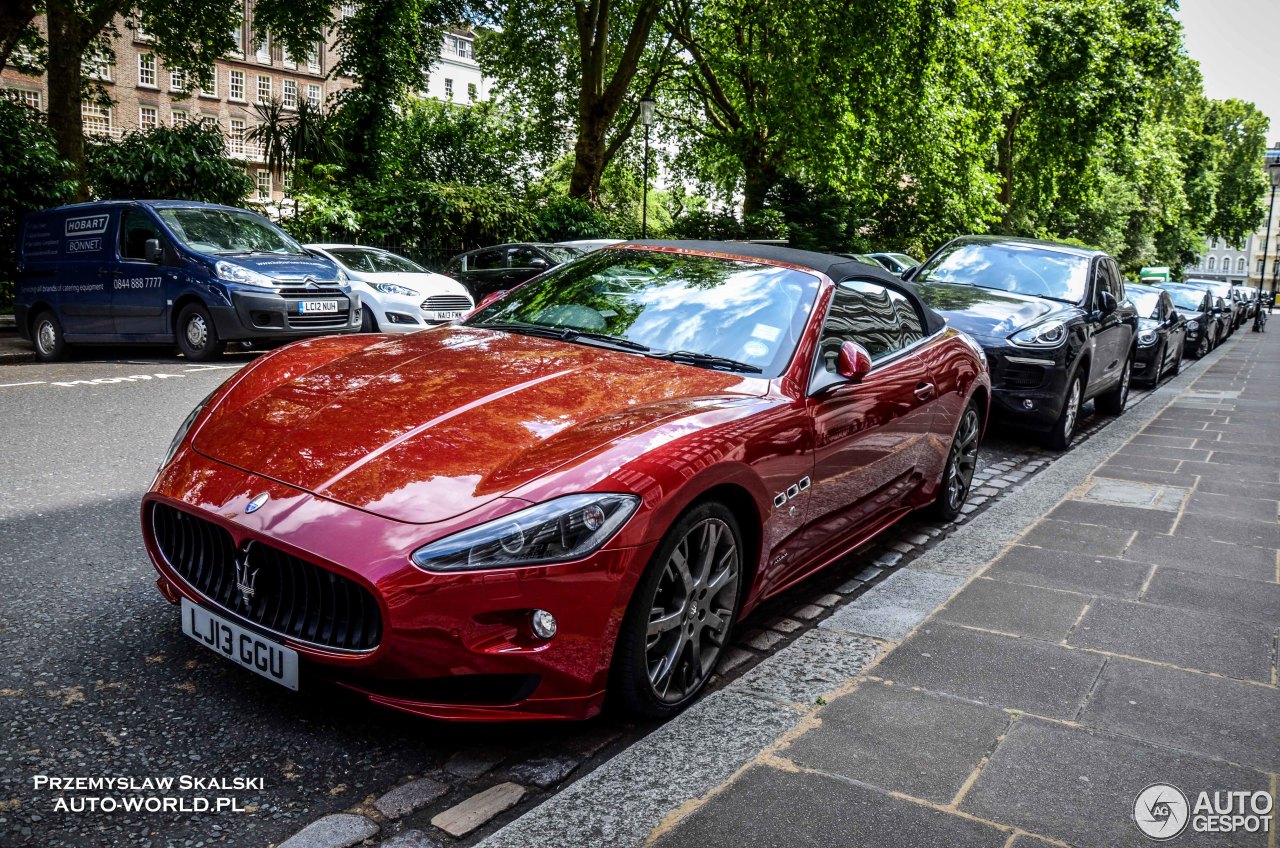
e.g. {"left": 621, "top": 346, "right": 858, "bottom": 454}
{"left": 49, "top": 373, "right": 188, "bottom": 387}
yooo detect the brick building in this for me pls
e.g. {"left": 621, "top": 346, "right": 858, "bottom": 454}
{"left": 1, "top": 1, "right": 357, "bottom": 203}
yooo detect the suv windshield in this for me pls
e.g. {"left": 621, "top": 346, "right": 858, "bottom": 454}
{"left": 156, "top": 207, "right": 304, "bottom": 256}
{"left": 916, "top": 242, "right": 1091, "bottom": 303}
{"left": 329, "top": 248, "right": 426, "bottom": 274}
{"left": 465, "top": 248, "right": 820, "bottom": 377}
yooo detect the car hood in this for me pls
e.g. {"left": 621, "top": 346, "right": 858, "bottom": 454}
{"left": 193, "top": 326, "right": 765, "bottom": 524}
{"left": 354, "top": 272, "right": 470, "bottom": 298}
{"left": 915, "top": 283, "right": 1075, "bottom": 344}
{"left": 215, "top": 253, "right": 342, "bottom": 282}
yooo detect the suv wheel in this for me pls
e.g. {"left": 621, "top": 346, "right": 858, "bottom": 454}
{"left": 1045, "top": 374, "right": 1083, "bottom": 451}
{"left": 1096, "top": 356, "right": 1132, "bottom": 416}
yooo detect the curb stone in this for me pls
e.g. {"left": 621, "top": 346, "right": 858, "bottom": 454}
{"left": 277, "top": 813, "right": 379, "bottom": 848}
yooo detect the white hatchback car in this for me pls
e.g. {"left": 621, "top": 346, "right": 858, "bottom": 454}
{"left": 305, "top": 244, "right": 474, "bottom": 333}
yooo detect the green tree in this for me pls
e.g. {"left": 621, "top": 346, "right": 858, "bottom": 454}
{"left": 382, "top": 97, "right": 534, "bottom": 189}
{"left": 0, "top": 98, "right": 75, "bottom": 294}
{"left": 85, "top": 120, "right": 253, "bottom": 203}
{"left": 1203, "top": 99, "right": 1269, "bottom": 248}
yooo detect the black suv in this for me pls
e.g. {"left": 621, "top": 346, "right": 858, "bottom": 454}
{"left": 910, "top": 236, "right": 1137, "bottom": 450}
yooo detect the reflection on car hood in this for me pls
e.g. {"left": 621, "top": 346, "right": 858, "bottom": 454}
{"left": 915, "top": 282, "right": 1078, "bottom": 344}
{"left": 194, "top": 326, "right": 765, "bottom": 524}
{"left": 217, "top": 254, "right": 341, "bottom": 281}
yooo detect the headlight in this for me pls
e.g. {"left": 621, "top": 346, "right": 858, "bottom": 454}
{"left": 371, "top": 282, "right": 419, "bottom": 297}
{"left": 215, "top": 260, "right": 276, "bottom": 289}
{"left": 1186, "top": 320, "right": 1199, "bottom": 332}
{"left": 336, "top": 268, "right": 349, "bottom": 284}
{"left": 159, "top": 393, "right": 212, "bottom": 471}
{"left": 1009, "top": 319, "right": 1067, "bottom": 348}
{"left": 411, "top": 493, "right": 639, "bottom": 572}
{"left": 1137, "top": 329, "right": 1157, "bottom": 346}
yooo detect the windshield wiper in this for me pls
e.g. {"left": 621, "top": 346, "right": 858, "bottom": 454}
{"left": 475, "top": 321, "right": 651, "bottom": 352}
{"left": 571, "top": 331, "right": 650, "bottom": 351}
{"left": 647, "top": 350, "right": 763, "bottom": 374}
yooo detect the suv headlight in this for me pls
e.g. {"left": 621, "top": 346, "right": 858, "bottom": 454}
{"left": 1137, "top": 328, "right": 1158, "bottom": 346}
{"left": 215, "top": 260, "right": 275, "bottom": 289}
{"left": 411, "top": 493, "right": 639, "bottom": 572}
{"left": 371, "top": 282, "right": 418, "bottom": 297}
{"left": 1009, "top": 319, "right": 1067, "bottom": 348}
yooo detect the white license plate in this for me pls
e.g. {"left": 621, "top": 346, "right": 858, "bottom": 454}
{"left": 425, "top": 310, "right": 465, "bottom": 321}
{"left": 298, "top": 300, "right": 339, "bottom": 314}
{"left": 181, "top": 597, "right": 299, "bottom": 690}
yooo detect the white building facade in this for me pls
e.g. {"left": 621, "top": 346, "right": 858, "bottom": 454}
{"left": 1187, "top": 145, "right": 1280, "bottom": 294}
{"left": 422, "top": 30, "right": 491, "bottom": 105}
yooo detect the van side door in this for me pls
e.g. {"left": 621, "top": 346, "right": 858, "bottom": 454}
{"left": 57, "top": 207, "right": 117, "bottom": 336}
{"left": 113, "top": 206, "right": 172, "bottom": 337}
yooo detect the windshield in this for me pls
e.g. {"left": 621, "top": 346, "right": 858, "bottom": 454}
{"left": 1128, "top": 288, "right": 1161, "bottom": 319}
{"left": 328, "top": 248, "right": 426, "bottom": 274}
{"left": 157, "top": 207, "right": 304, "bottom": 256}
{"left": 916, "top": 242, "right": 1091, "bottom": 303}
{"left": 1163, "top": 287, "right": 1205, "bottom": 312}
{"left": 542, "top": 245, "right": 584, "bottom": 264}
{"left": 465, "top": 248, "right": 820, "bottom": 377}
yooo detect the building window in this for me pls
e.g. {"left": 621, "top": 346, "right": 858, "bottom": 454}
{"left": 230, "top": 15, "right": 244, "bottom": 56}
{"left": 1207, "top": 257, "right": 1215, "bottom": 271}
{"left": 229, "top": 70, "right": 245, "bottom": 101}
{"left": 282, "top": 79, "right": 297, "bottom": 109}
{"left": 82, "top": 103, "right": 113, "bottom": 136}
{"left": 467, "top": 82, "right": 477, "bottom": 101}
{"left": 444, "top": 78, "right": 453, "bottom": 99}
{"left": 136, "top": 53, "right": 157, "bottom": 87}
{"left": 1259, "top": 259, "right": 1266, "bottom": 274}
{"left": 169, "top": 69, "right": 186, "bottom": 92}
{"left": 1238, "top": 257, "right": 1247, "bottom": 273}
{"left": 86, "top": 49, "right": 113, "bottom": 81}
{"left": 171, "top": 109, "right": 188, "bottom": 126}
{"left": 340, "top": 2, "right": 357, "bottom": 18}
{"left": 256, "top": 170, "right": 272, "bottom": 200}
{"left": 306, "top": 83, "right": 321, "bottom": 107}
{"left": 446, "top": 34, "right": 473, "bottom": 59}
{"left": 139, "top": 105, "right": 158, "bottom": 130}
{"left": 5, "top": 89, "right": 41, "bottom": 109}
{"left": 307, "top": 43, "right": 321, "bottom": 72}
{"left": 257, "top": 75, "right": 271, "bottom": 104}
{"left": 255, "top": 33, "right": 271, "bottom": 64}
{"left": 282, "top": 170, "right": 294, "bottom": 193}
{"left": 228, "top": 118, "right": 245, "bottom": 154}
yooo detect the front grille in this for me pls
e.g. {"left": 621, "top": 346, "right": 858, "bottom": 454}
{"left": 421, "top": 295, "right": 472, "bottom": 311}
{"left": 288, "top": 313, "right": 350, "bottom": 329}
{"left": 152, "top": 503, "right": 382, "bottom": 652}
{"left": 276, "top": 283, "right": 344, "bottom": 295}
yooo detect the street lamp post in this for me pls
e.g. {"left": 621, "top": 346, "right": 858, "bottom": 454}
{"left": 639, "top": 96, "right": 657, "bottom": 239}
{"left": 1255, "top": 157, "right": 1280, "bottom": 331}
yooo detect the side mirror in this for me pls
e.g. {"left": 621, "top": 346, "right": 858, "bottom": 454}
{"left": 836, "top": 341, "right": 873, "bottom": 383}
{"left": 901, "top": 266, "right": 918, "bottom": 282}
{"left": 1099, "top": 291, "right": 1118, "bottom": 315}
{"left": 528, "top": 257, "right": 548, "bottom": 270}
{"left": 144, "top": 238, "right": 163, "bottom": 263}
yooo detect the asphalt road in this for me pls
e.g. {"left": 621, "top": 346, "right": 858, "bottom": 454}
{"left": 0, "top": 343, "right": 1165, "bottom": 848}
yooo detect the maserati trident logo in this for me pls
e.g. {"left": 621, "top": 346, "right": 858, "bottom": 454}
{"left": 234, "top": 543, "right": 259, "bottom": 608}
{"left": 245, "top": 492, "right": 269, "bottom": 514}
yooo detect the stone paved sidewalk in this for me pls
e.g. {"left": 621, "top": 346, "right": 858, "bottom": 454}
{"left": 482, "top": 329, "right": 1279, "bottom": 848}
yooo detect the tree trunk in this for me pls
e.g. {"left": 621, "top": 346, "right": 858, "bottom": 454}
{"left": 46, "top": 2, "right": 90, "bottom": 200}
{"left": 0, "top": 0, "right": 36, "bottom": 74}
{"left": 741, "top": 148, "right": 776, "bottom": 218}
{"left": 569, "top": 106, "right": 609, "bottom": 203}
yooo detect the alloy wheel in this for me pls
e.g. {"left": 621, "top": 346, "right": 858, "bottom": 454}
{"left": 1118, "top": 360, "right": 1131, "bottom": 405}
{"left": 945, "top": 407, "right": 981, "bottom": 513}
{"left": 645, "top": 517, "right": 740, "bottom": 704}
{"left": 1062, "top": 378, "right": 1081, "bottom": 438}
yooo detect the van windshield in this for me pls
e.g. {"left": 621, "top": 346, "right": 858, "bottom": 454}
{"left": 156, "top": 208, "right": 305, "bottom": 256}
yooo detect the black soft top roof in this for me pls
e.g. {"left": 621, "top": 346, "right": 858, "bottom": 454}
{"left": 615, "top": 240, "right": 948, "bottom": 335}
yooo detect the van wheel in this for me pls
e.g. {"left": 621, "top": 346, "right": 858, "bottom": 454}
{"left": 175, "top": 303, "right": 224, "bottom": 362}
{"left": 31, "top": 310, "right": 68, "bottom": 363}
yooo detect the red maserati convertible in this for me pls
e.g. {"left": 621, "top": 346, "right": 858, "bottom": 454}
{"left": 142, "top": 242, "right": 990, "bottom": 721}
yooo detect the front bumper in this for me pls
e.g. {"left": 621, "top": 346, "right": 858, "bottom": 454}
{"left": 982, "top": 347, "right": 1070, "bottom": 430}
{"left": 143, "top": 449, "right": 648, "bottom": 721}
{"left": 212, "top": 289, "right": 361, "bottom": 341}
{"left": 1132, "top": 342, "right": 1161, "bottom": 381}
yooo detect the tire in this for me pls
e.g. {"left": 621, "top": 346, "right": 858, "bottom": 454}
{"left": 1147, "top": 342, "right": 1164, "bottom": 387}
{"left": 933, "top": 400, "right": 982, "bottom": 521}
{"left": 1096, "top": 355, "right": 1132, "bottom": 416}
{"left": 359, "top": 303, "right": 379, "bottom": 333}
{"left": 612, "top": 501, "right": 744, "bottom": 718}
{"left": 1195, "top": 334, "right": 1209, "bottom": 359}
{"left": 31, "top": 309, "right": 69, "bottom": 363}
{"left": 1044, "top": 373, "right": 1083, "bottom": 451}
{"left": 175, "top": 302, "right": 224, "bottom": 362}
{"left": 1169, "top": 346, "right": 1181, "bottom": 376}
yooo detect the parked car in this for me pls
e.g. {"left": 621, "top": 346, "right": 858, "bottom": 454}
{"left": 908, "top": 236, "right": 1137, "bottom": 450}
{"left": 1232, "top": 284, "right": 1258, "bottom": 320}
{"left": 444, "top": 243, "right": 584, "bottom": 300}
{"left": 143, "top": 241, "right": 990, "bottom": 722}
{"left": 304, "top": 244, "right": 474, "bottom": 333}
{"left": 837, "top": 252, "right": 885, "bottom": 265}
{"left": 1157, "top": 282, "right": 1219, "bottom": 358}
{"left": 1195, "top": 279, "right": 1244, "bottom": 332}
{"left": 15, "top": 200, "right": 358, "bottom": 362}
{"left": 868, "top": 252, "right": 922, "bottom": 275}
{"left": 1125, "top": 282, "right": 1185, "bottom": 385}
{"left": 558, "top": 239, "right": 625, "bottom": 253}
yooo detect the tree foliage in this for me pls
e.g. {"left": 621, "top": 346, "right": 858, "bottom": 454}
{"left": 0, "top": 99, "right": 75, "bottom": 296}
{"left": 85, "top": 121, "right": 254, "bottom": 204}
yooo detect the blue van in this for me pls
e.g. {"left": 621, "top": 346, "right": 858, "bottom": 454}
{"left": 15, "top": 200, "right": 360, "bottom": 361}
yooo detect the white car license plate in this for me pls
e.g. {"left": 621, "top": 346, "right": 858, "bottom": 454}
{"left": 299, "top": 300, "right": 339, "bottom": 314}
{"left": 426, "top": 310, "right": 465, "bottom": 321}
{"left": 181, "top": 597, "right": 299, "bottom": 690}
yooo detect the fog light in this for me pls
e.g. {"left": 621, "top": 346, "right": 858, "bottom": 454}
{"left": 1022, "top": 399, "right": 1035, "bottom": 410}
{"left": 531, "top": 609, "right": 557, "bottom": 640}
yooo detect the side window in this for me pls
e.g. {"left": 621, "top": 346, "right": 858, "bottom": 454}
{"left": 888, "top": 288, "right": 925, "bottom": 347}
{"left": 469, "top": 250, "right": 505, "bottom": 271}
{"left": 120, "top": 208, "right": 162, "bottom": 261}
{"left": 816, "top": 280, "right": 912, "bottom": 375}
{"left": 509, "top": 246, "right": 542, "bottom": 268}
{"left": 1109, "top": 261, "right": 1125, "bottom": 302}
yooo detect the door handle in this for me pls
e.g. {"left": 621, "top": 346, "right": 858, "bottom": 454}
{"left": 914, "top": 382, "right": 935, "bottom": 400}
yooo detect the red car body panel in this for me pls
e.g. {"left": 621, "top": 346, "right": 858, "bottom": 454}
{"left": 142, "top": 248, "right": 989, "bottom": 721}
